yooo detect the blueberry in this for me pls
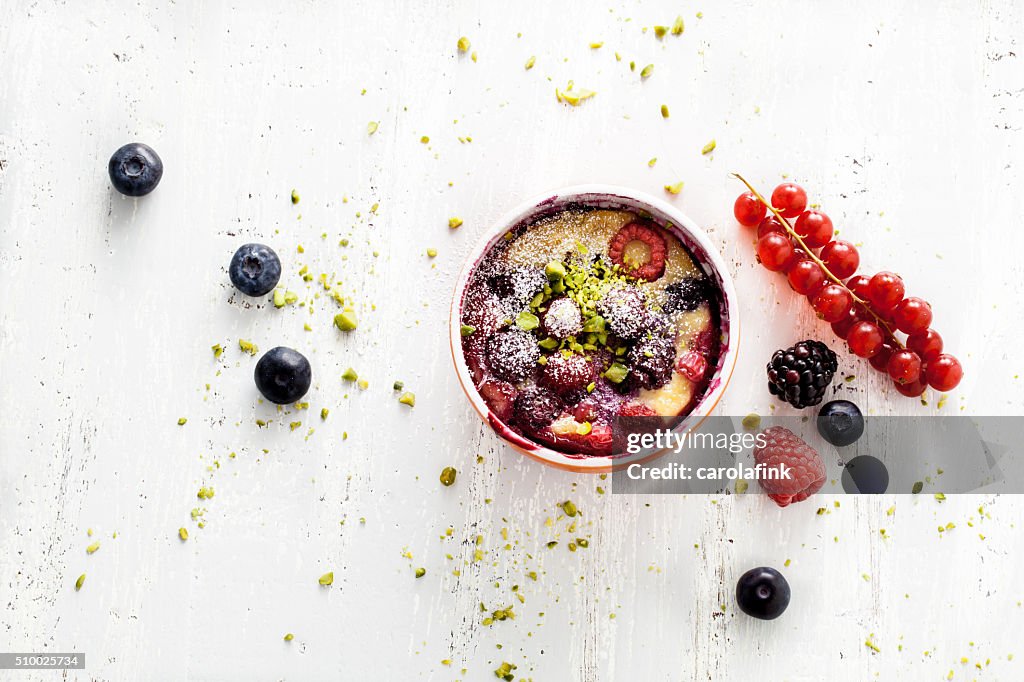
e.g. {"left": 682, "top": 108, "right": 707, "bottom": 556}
{"left": 841, "top": 455, "right": 889, "bottom": 494}
{"left": 229, "top": 243, "right": 281, "bottom": 297}
{"left": 108, "top": 143, "right": 163, "bottom": 196}
{"left": 817, "top": 400, "right": 864, "bottom": 447}
{"left": 254, "top": 347, "right": 312, "bottom": 404}
{"left": 736, "top": 566, "right": 791, "bottom": 620}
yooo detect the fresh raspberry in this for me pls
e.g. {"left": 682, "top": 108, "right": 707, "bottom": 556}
{"left": 478, "top": 380, "right": 517, "bottom": 423}
{"left": 512, "top": 387, "right": 565, "bottom": 432}
{"left": 540, "top": 352, "right": 594, "bottom": 396}
{"left": 675, "top": 351, "right": 708, "bottom": 383}
{"left": 626, "top": 334, "right": 676, "bottom": 390}
{"left": 486, "top": 330, "right": 540, "bottom": 382}
{"left": 608, "top": 222, "right": 668, "bottom": 281}
{"left": 752, "top": 426, "right": 826, "bottom": 507}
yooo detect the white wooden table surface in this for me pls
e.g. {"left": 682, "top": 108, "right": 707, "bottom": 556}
{"left": 2, "top": 1, "right": 1023, "bottom": 680}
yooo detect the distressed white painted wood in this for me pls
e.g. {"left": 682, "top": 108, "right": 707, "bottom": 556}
{"left": 1, "top": 1, "right": 1022, "bottom": 680}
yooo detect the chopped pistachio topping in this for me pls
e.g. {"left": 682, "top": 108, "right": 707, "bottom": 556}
{"left": 178, "top": 527, "right": 189, "bottom": 541}
{"left": 284, "top": 633, "right": 294, "bottom": 642}
{"left": 515, "top": 311, "right": 540, "bottom": 331}
{"left": 414, "top": 567, "right": 426, "bottom": 578}
{"left": 702, "top": 139, "right": 717, "bottom": 155}
{"left": 448, "top": 216, "right": 463, "bottom": 229}
{"left": 239, "top": 339, "right": 258, "bottom": 355}
{"left": 604, "top": 362, "right": 629, "bottom": 384}
{"left": 545, "top": 260, "right": 567, "bottom": 281}
{"left": 640, "top": 63, "right": 654, "bottom": 79}
{"left": 525, "top": 55, "right": 536, "bottom": 70}
{"left": 290, "top": 189, "right": 300, "bottom": 205}
{"left": 86, "top": 541, "right": 100, "bottom": 555}
{"left": 457, "top": 36, "right": 470, "bottom": 53}
{"left": 318, "top": 571, "right": 334, "bottom": 586}
{"left": 460, "top": 324, "right": 476, "bottom": 337}
{"left": 334, "top": 311, "right": 358, "bottom": 331}
{"left": 672, "top": 15, "right": 685, "bottom": 34}
{"left": 342, "top": 367, "right": 359, "bottom": 382}
{"left": 399, "top": 392, "right": 416, "bottom": 407}
{"left": 177, "top": 417, "right": 187, "bottom": 426}
{"left": 367, "top": 121, "right": 379, "bottom": 135}
{"left": 664, "top": 181, "right": 684, "bottom": 194}
{"left": 661, "top": 104, "right": 670, "bottom": 118}
{"left": 440, "top": 466, "right": 457, "bottom": 487}
{"left": 75, "top": 574, "right": 86, "bottom": 591}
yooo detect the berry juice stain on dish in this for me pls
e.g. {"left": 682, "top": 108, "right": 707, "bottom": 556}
{"left": 458, "top": 207, "right": 723, "bottom": 458}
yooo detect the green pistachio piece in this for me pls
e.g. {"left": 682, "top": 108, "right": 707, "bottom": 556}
{"left": 414, "top": 567, "right": 426, "bottom": 578}
{"left": 538, "top": 337, "right": 559, "bottom": 350}
{"left": 460, "top": 324, "right": 476, "bottom": 337}
{"left": 86, "top": 541, "right": 100, "bottom": 555}
{"left": 399, "top": 392, "right": 416, "bottom": 407}
{"left": 334, "top": 311, "right": 358, "bottom": 331}
{"left": 581, "top": 315, "right": 605, "bottom": 333}
{"left": 545, "top": 260, "right": 567, "bottom": 281}
{"left": 393, "top": 380, "right": 404, "bottom": 391}
{"left": 318, "top": 571, "right": 334, "bottom": 586}
{"left": 440, "top": 466, "right": 457, "bottom": 487}
{"left": 562, "top": 500, "right": 578, "bottom": 517}
{"left": 342, "top": 367, "right": 359, "bottom": 382}
{"left": 284, "top": 633, "right": 294, "bottom": 641}
{"left": 178, "top": 527, "right": 189, "bottom": 541}
{"left": 75, "top": 574, "right": 86, "bottom": 591}
{"left": 604, "top": 362, "right": 629, "bottom": 384}
{"left": 515, "top": 311, "right": 540, "bottom": 331}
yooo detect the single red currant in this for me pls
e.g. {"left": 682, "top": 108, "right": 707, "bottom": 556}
{"left": 847, "top": 321, "right": 884, "bottom": 358}
{"left": 756, "top": 215, "right": 785, "bottom": 239}
{"left": 831, "top": 308, "right": 859, "bottom": 340}
{"left": 869, "top": 341, "right": 896, "bottom": 372}
{"left": 893, "top": 377, "right": 927, "bottom": 397}
{"left": 892, "top": 297, "right": 933, "bottom": 335}
{"left": 812, "top": 284, "right": 854, "bottom": 323}
{"left": 756, "top": 233, "right": 795, "bottom": 272}
{"left": 794, "top": 210, "right": 834, "bottom": 248}
{"left": 786, "top": 259, "right": 826, "bottom": 296}
{"left": 819, "top": 240, "right": 860, "bottom": 279}
{"left": 887, "top": 350, "right": 922, "bottom": 385}
{"left": 771, "top": 183, "right": 808, "bottom": 218}
{"left": 867, "top": 271, "right": 905, "bottom": 312}
{"left": 734, "top": 192, "right": 766, "bottom": 227}
{"left": 925, "top": 354, "right": 963, "bottom": 392}
{"left": 846, "top": 275, "right": 871, "bottom": 301}
{"left": 906, "top": 328, "right": 943, "bottom": 362}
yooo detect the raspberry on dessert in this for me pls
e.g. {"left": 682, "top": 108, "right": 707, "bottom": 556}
{"left": 766, "top": 340, "right": 838, "bottom": 409}
{"left": 753, "top": 426, "right": 826, "bottom": 507}
{"left": 540, "top": 352, "right": 595, "bottom": 396}
{"left": 512, "top": 387, "right": 565, "bottom": 432}
{"left": 478, "top": 380, "right": 517, "bottom": 423}
{"left": 485, "top": 266, "right": 547, "bottom": 310}
{"left": 626, "top": 334, "right": 676, "bottom": 390}
{"left": 542, "top": 297, "right": 583, "bottom": 339}
{"left": 607, "top": 221, "right": 668, "bottom": 281}
{"left": 486, "top": 330, "right": 541, "bottom": 382}
{"left": 663, "top": 277, "right": 710, "bottom": 314}
{"left": 675, "top": 351, "right": 708, "bottom": 383}
{"left": 597, "top": 286, "right": 655, "bottom": 340}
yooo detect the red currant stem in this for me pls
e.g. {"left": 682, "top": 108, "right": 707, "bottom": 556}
{"left": 730, "top": 172, "right": 906, "bottom": 350}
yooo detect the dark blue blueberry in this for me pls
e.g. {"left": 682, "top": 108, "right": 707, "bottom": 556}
{"left": 229, "top": 243, "right": 281, "bottom": 297}
{"left": 736, "top": 566, "right": 791, "bottom": 620}
{"left": 817, "top": 400, "right": 865, "bottom": 447}
{"left": 254, "top": 347, "right": 312, "bottom": 404}
{"left": 108, "top": 143, "right": 163, "bottom": 196}
{"left": 841, "top": 455, "right": 889, "bottom": 494}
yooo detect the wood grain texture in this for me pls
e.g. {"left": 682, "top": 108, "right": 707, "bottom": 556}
{"left": 1, "top": 1, "right": 1023, "bottom": 680}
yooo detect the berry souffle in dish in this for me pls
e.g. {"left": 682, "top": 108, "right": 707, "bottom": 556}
{"left": 450, "top": 186, "right": 739, "bottom": 472}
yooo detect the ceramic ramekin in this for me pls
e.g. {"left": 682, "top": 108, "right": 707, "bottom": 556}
{"left": 449, "top": 185, "right": 740, "bottom": 473}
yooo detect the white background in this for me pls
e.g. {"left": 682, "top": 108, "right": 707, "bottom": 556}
{"left": 2, "top": 1, "right": 1023, "bottom": 680}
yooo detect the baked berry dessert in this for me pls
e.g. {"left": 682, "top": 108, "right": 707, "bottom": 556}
{"left": 458, "top": 207, "right": 723, "bottom": 458}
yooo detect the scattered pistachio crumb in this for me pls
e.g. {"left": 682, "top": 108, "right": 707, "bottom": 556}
{"left": 334, "top": 311, "right": 358, "bottom": 331}
{"left": 342, "top": 367, "right": 359, "bottom": 382}
{"left": 742, "top": 413, "right": 761, "bottom": 430}
{"left": 426, "top": 248, "right": 437, "bottom": 258}
{"left": 912, "top": 481, "right": 924, "bottom": 494}
{"left": 448, "top": 216, "right": 464, "bottom": 230}
{"left": 211, "top": 343, "right": 223, "bottom": 358}
{"left": 367, "top": 121, "right": 379, "bottom": 135}
{"left": 318, "top": 572, "right": 334, "bottom": 586}
{"left": 320, "top": 408, "right": 329, "bottom": 420}
{"left": 648, "top": 157, "right": 657, "bottom": 167}
{"left": 457, "top": 36, "right": 470, "bottom": 53}
{"left": 178, "top": 527, "right": 188, "bottom": 541}
{"left": 440, "top": 466, "right": 457, "bottom": 487}
{"left": 653, "top": 25, "right": 668, "bottom": 39}
{"left": 75, "top": 574, "right": 86, "bottom": 591}
{"left": 284, "top": 633, "right": 294, "bottom": 642}
{"left": 177, "top": 417, "right": 187, "bottom": 426}
{"left": 590, "top": 41, "right": 604, "bottom": 49}
{"left": 640, "top": 63, "right": 654, "bottom": 79}
{"left": 420, "top": 135, "right": 430, "bottom": 144}
{"left": 672, "top": 15, "right": 685, "bottom": 34}
{"left": 414, "top": 567, "right": 426, "bottom": 578}
{"left": 702, "top": 139, "right": 717, "bottom": 155}
{"left": 239, "top": 339, "right": 258, "bottom": 355}
{"left": 392, "top": 380, "right": 404, "bottom": 391}
{"left": 290, "top": 189, "right": 300, "bottom": 205}
{"left": 664, "top": 181, "right": 684, "bottom": 195}
{"left": 86, "top": 541, "right": 100, "bottom": 555}
{"left": 735, "top": 480, "right": 748, "bottom": 494}
{"left": 525, "top": 55, "right": 536, "bottom": 70}
{"left": 399, "top": 392, "right": 416, "bottom": 407}
{"left": 562, "top": 500, "right": 578, "bottom": 517}
{"left": 660, "top": 104, "right": 670, "bottom": 118}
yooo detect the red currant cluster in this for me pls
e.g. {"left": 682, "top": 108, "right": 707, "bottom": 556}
{"left": 732, "top": 176, "right": 963, "bottom": 397}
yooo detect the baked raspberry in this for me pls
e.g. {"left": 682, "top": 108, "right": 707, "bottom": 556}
{"left": 478, "top": 380, "right": 517, "bottom": 422}
{"left": 512, "top": 387, "right": 565, "bottom": 432}
{"left": 626, "top": 334, "right": 676, "bottom": 390}
{"left": 540, "top": 352, "right": 594, "bottom": 396}
{"left": 598, "top": 287, "right": 652, "bottom": 340}
{"left": 619, "top": 402, "right": 658, "bottom": 417}
{"left": 663, "top": 277, "right": 710, "bottom": 314}
{"left": 608, "top": 222, "right": 668, "bottom": 281}
{"left": 753, "top": 426, "right": 826, "bottom": 507}
{"left": 486, "top": 266, "right": 546, "bottom": 310}
{"left": 486, "top": 330, "right": 540, "bottom": 382}
{"left": 542, "top": 297, "right": 583, "bottom": 339}
{"left": 675, "top": 351, "right": 708, "bottom": 383}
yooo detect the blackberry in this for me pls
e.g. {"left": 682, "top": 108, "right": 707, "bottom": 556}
{"left": 663, "top": 277, "right": 710, "bottom": 314}
{"left": 512, "top": 387, "right": 565, "bottom": 432}
{"left": 486, "top": 330, "right": 540, "bottom": 382}
{"left": 485, "top": 266, "right": 546, "bottom": 310}
{"left": 625, "top": 334, "right": 676, "bottom": 390}
{"left": 767, "top": 340, "right": 838, "bottom": 409}
{"left": 597, "top": 287, "right": 665, "bottom": 340}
